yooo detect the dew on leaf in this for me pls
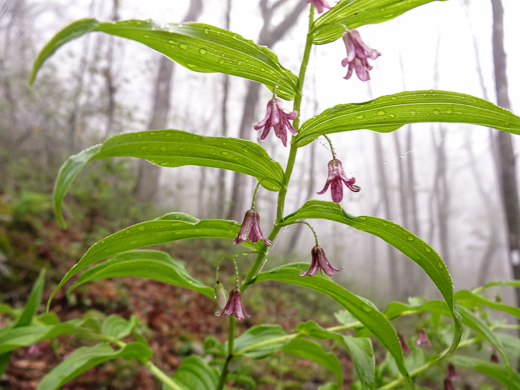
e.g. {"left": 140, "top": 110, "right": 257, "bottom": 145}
{"left": 433, "top": 109, "right": 440, "bottom": 115}
{"left": 377, "top": 110, "right": 386, "bottom": 116}
{"left": 425, "top": 247, "right": 432, "bottom": 253}
{"left": 159, "top": 146, "right": 167, "bottom": 152}
{"left": 362, "top": 304, "right": 373, "bottom": 313}
{"left": 179, "top": 43, "right": 188, "bottom": 50}
{"left": 407, "top": 235, "right": 414, "bottom": 241}
{"left": 355, "top": 114, "right": 365, "bottom": 119}
{"left": 199, "top": 49, "right": 206, "bottom": 55}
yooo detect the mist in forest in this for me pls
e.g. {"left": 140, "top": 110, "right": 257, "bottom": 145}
{"left": 2, "top": 0, "right": 520, "bottom": 305}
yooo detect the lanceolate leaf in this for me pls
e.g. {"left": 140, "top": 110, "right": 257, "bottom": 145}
{"left": 457, "top": 305, "right": 512, "bottom": 379}
{"left": 171, "top": 355, "right": 219, "bottom": 390}
{"left": 0, "top": 322, "right": 89, "bottom": 355}
{"left": 37, "top": 342, "right": 152, "bottom": 390}
{"left": 233, "top": 325, "right": 289, "bottom": 360}
{"left": 14, "top": 270, "right": 45, "bottom": 327}
{"left": 312, "top": 0, "right": 444, "bottom": 45}
{"left": 280, "top": 200, "right": 462, "bottom": 357}
{"left": 455, "top": 290, "right": 520, "bottom": 320}
{"left": 0, "top": 270, "right": 46, "bottom": 375}
{"left": 448, "top": 355, "right": 520, "bottom": 390}
{"left": 295, "top": 321, "right": 374, "bottom": 390}
{"left": 54, "top": 130, "right": 285, "bottom": 226}
{"left": 282, "top": 338, "right": 343, "bottom": 385}
{"left": 47, "top": 216, "right": 262, "bottom": 311}
{"left": 252, "top": 263, "right": 413, "bottom": 389}
{"left": 68, "top": 250, "right": 214, "bottom": 300}
{"left": 473, "top": 279, "right": 520, "bottom": 293}
{"left": 295, "top": 91, "right": 520, "bottom": 147}
{"left": 30, "top": 19, "right": 298, "bottom": 100}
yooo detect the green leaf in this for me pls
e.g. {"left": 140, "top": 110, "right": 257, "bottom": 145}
{"left": 31, "top": 19, "right": 298, "bottom": 100}
{"left": 233, "top": 325, "right": 289, "bottom": 360}
{"left": 282, "top": 338, "right": 343, "bottom": 384}
{"left": 295, "top": 321, "right": 374, "bottom": 389}
{"left": 29, "top": 19, "right": 100, "bottom": 85}
{"left": 14, "top": 270, "right": 45, "bottom": 327}
{"left": 170, "top": 355, "right": 219, "bottom": 390}
{"left": 295, "top": 91, "right": 520, "bottom": 147}
{"left": 0, "top": 270, "right": 46, "bottom": 374}
{"left": 0, "top": 304, "right": 13, "bottom": 315}
{"left": 473, "top": 280, "right": 520, "bottom": 293}
{"left": 69, "top": 250, "right": 214, "bottom": 301}
{"left": 384, "top": 300, "right": 451, "bottom": 321}
{"left": 54, "top": 131, "right": 285, "bottom": 226}
{"left": 37, "top": 342, "right": 152, "bottom": 390}
{"left": 341, "top": 336, "right": 375, "bottom": 390}
{"left": 281, "top": 200, "right": 462, "bottom": 356}
{"left": 312, "top": 0, "right": 444, "bottom": 45}
{"left": 455, "top": 289, "right": 520, "bottom": 320}
{"left": 48, "top": 216, "right": 261, "bottom": 311}
{"left": 100, "top": 315, "right": 138, "bottom": 340}
{"left": 448, "top": 355, "right": 520, "bottom": 390}
{"left": 456, "top": 306, "right": 512, "bottom": 380}
{"left": 252, "top": 263, "right": 413, "bottom": 388}
{"left": 0, "top": 322, "right": 89, "bottom": 355}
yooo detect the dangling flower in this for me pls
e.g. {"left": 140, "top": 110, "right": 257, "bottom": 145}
{"left": 488, "top": 347, "right": 499, "bottom": 363}
{"left": 234, "top": 209, "right": 273, "bottom": 246}
{"left": 398, "top": 333, "right": 412, "bottom": 355}
{"left": 445, "top": 364, "right": 459, "bottom": 382}
{"left": 215, "top": 288, "right": 250, "bottom": 320}
{"left": 443, "top": 379, "right": 455, "bottom": 390}
{"left": 415, "top": 328, "right": 432, "bottom": 347}
{"left": 254, "top": 98, "right": 298, "bottom": 147}
{"left": 300, "top": 245, "right": 342, "bottom": 277}
{"left": 341, "top": 29, "right": 381, "bottom": 81}
{"left": 305, "top": 0, "right": 332, "bottom": 14}
{"left": 317, "top": 159, "right": 360, "bottom": 203}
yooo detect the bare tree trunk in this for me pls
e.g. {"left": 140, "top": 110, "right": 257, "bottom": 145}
{"left": 227, "top": 0, "right": 306, "bottom": 221}
{"left": 103, "top": 0, "right": 119, "bottom": 138}
{"left": 373, "top": 134, "right": 400, "bottom": 296}
{"left": 491, "top": 0, "right": 520, "bottom": 301}
{"left": 133, "top": 0, "right": 203, "bottom": 203}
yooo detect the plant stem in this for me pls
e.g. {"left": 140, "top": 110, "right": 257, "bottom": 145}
{"left": 242, "top": 7, "right": 315, "bottom": 289}
{"left": 217, "top": 315, "right": 236, "bottom": 390}
{"left": 220, "top": 6, "right": 315, "bottom": 389}
{"left": 146, "top": 361, "right": 183, "bottom": 390}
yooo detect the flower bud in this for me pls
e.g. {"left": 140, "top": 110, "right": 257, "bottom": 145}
{"left": 214, "top": 281, "right": 227, "bottom": 310}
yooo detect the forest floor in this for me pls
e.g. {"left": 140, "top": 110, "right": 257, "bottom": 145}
{"left": 0, "top": 198, "right": 356, "bottom": 390}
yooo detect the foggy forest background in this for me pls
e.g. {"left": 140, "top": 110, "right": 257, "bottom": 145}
{"left": 1, "top": 0, "right": 520, "bottom": 307}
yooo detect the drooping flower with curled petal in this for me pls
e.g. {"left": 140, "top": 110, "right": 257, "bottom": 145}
{"left": 254, "top": 98, "right": 298, "bottom": 147}
{"left": 215, "top": 288, "right": 250, "bottom": 320}
{"left": 300, "top": 245, "right": 342, "bottom": 277}
{"left": 305, "top": 0, "right": 332, "bottom": 14}
{"left": 234, "top": 209, "right": 273, "bottom": 246}
{"left": 317, "top": 159, "right": 360, "bottom": 203}
{"left": 415, "top": 328, "right": 432, "bottom": 347}
{"left": 341, "top": 29, "right": 381, "bottom": 81}
{"left": 398, "top": 333, "right": 412, "bottom": 355}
